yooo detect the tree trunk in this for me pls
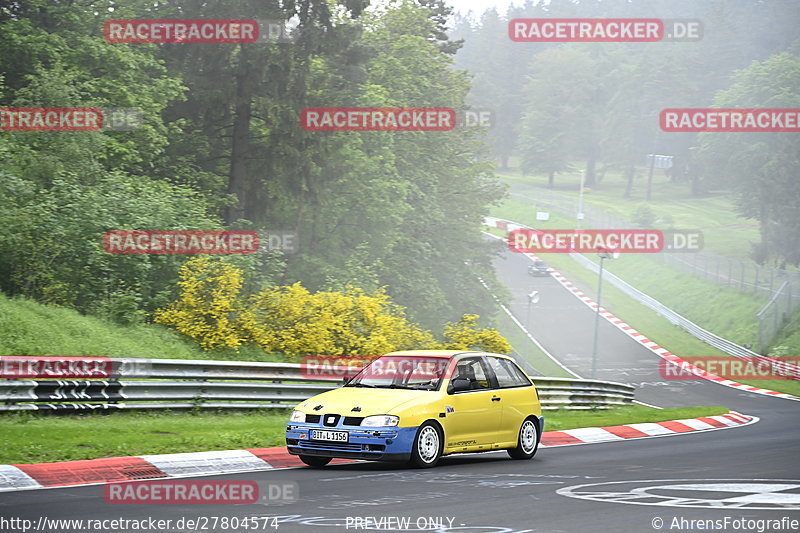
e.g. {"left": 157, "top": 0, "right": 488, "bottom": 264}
{"left": 690, "top": 171, "right": 702, "bottom": 197}
{"left": 279, "top": 202, "right": 306, "bottom": 285}
{"left": 623, "top": 165, "right": 635, "bottom": 199}
{"left": 645, "top": 155, "right": 656, "bottom": 201}
{"left": 225, "top": 45, "right": 254, "bottom": 225}
{"left": 584, "top": 152, "right": 596, "bottom": 187}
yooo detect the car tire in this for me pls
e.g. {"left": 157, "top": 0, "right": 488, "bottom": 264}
{"left": 507, "top": 417, "right": 539, "bottom": 460}
{"left": 299, "top": 455, "right": 332, "bottom": 467}
{"left": 408, "top": 422, "right": 443, "bottom": 468}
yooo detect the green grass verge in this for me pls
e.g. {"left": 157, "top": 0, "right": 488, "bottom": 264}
{"left": 0, "top": 405, "right": 729, "bottom": 464}
{"left": 497, "top": 167, "right": 762, "bottom": 262}
{"left": 0, "top": 410, "right": 292, "bottom": 464}
{"left": 488, "top": 199, "right": 800, "bottom": 397}
{"left": 544, "top": 405, "right": 729, "bottom": 431}
{"left": 539, "top": 252, "right": 800, "bottom": 398}
{"left": 496, "top": 174, "right": 800, "bottom": 359}
{"left": 492, "top": 304, "right": 573, "bottom": 378}
{"left": 0, "top": 292, "right": 281, "bottom": 362}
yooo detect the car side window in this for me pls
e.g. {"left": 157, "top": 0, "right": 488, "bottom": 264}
{"left": 450, "top": 357, "right": 491, "bottom": 390}
{"left": 487, "top": 357, "right": 531, "bottom": 388}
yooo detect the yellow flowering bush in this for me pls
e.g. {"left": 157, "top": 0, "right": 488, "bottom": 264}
{"left": 153, "top": 257, "right": 248, "bottom": 350}
{"left": 154, "top": 260, "right": 511, "bottom": 359}
{"left": 439, "top": 314, "right": 512, "bottom": 354}
{"left": 242, "top": 283, "right": 437, "bottom": 360}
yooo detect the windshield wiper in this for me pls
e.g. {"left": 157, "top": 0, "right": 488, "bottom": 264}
{"left": 345, "top": 382, "right": 376, "bottom": 388}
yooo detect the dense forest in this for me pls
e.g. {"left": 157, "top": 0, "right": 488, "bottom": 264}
{"left": 452, "top": 0, "right": 800, "bottom": 266}
{"left": 1, "top": 0, "right": 798, "bottom": 339}
{"left": 0, "top": 0, "right": 504, "bottom": 331}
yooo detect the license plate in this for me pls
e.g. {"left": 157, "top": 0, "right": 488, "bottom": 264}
{"left": 311, "top": 430, "right": 348, "bottom": 442}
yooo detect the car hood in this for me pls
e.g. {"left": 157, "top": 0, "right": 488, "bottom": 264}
{"left": 296, "top": 386, "right": 428, "bottom": 416}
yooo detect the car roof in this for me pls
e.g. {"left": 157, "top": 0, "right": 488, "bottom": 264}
{"left": 381, "top": 350, "right": 476, "bottom": 359}
{"left": 381, "top": 350, "right": 512, "bottom": 360}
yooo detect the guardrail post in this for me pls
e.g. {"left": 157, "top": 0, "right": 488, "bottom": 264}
{"left": 727, "top": 259, "right": 732, "bottom": 288}
{"left": 754, "top": 267, "right": 760, "bottom": 295}
{"left": 740, "top": 262, "right": 745, "bottom": 290}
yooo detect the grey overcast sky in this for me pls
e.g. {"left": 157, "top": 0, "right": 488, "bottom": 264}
{"left": 446, "top": 0, "right": 517, "bottom": 17}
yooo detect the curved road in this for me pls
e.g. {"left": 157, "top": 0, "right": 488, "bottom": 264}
{"left": 1, "top": 248, "right": 798, "bottom": 533}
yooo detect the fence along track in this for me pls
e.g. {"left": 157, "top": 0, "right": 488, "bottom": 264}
{"left": 509, "top": 185, "right": 800, "bottom": 349}
{"left": 486, "top": 216, "right": 800, "bottom": 378}
{"left": 0, "top": 358, "right": 634, "bottom": 411}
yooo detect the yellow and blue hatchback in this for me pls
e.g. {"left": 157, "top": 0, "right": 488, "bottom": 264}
{"left": 285, "top": 351, "right": 543, "bottom": 468}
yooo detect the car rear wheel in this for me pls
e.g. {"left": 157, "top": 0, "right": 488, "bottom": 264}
{"left": 508, "top": 418, "right": 539, "bottom": 460}
{"left": 408, "top": 422, "right": 442, "bottom": 468}
{"left": 299, "top": 455, "right": 332, "bottom": 467}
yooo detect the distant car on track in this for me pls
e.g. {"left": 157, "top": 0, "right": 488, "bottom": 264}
{"left": 527, "top": 260, "right": 550, "bottom": 276}
{"left": 286, "top": 350, "right": 543, "bottom": 468}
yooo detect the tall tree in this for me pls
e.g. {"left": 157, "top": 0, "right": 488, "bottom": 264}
{"left": 697, "top": 51, "right": 800, "bottom": 266}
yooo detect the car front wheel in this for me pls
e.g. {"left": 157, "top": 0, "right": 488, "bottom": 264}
{"left": 508, "top": 418, "right": 539, "bottom": 460}
{"left": 299, "top": 455, "right": 332, "bottom": 467}
{"left": 409, "top": 422, "right": 443, "bottom": 468}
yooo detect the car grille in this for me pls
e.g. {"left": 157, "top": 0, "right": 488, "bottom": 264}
{"left": 300, "top": 440, "right": 362, "bottom": 451}
{"left": 303, "top": 414, "right": 362, "bottom": 426}
{"left": 323, "top": 414, "right": 341, "bottom": 427}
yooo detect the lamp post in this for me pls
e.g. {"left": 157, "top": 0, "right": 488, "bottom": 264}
{"left": 591, "top": 247, "right": 617, "bottom": 379}
{"left": 577, "top": 170, "right": 586, "bottom": 229}
{"left": 527, "top": 290, "right": 540, "bottom": 327}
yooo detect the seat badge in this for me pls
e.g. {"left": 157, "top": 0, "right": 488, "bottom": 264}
{"left": 445, "top": 405, "right": 454, "bottom": 413}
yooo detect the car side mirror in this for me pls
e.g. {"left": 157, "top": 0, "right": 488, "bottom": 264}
{"left": 448, "top": 378, "right": 471, "bottom": 394}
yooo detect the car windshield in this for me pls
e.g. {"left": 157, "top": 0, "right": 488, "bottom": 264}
{"left": 345, "top": 355, "right": 449, "bottom": 390}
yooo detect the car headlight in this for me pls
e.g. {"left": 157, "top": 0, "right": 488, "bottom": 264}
{"left": 290, "top": 410, "right": 306, "bottom": 423}
{"left": 361, "top": 415, "right": 399, "bottom": 427}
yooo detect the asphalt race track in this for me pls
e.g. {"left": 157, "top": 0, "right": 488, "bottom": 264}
{"left": 1, "top": 248, "right": 798, "bottom": 533}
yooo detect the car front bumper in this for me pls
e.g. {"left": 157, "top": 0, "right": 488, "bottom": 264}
{"left": 285, "top": 423, "right": 417, "bottom": 462}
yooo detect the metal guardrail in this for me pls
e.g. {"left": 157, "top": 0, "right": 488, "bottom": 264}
{"left": 756, "top": 281, "right": 794, "bottom": 354}
{"left": 508, "top": 184, "right": 800, "bottom": 350}
{"left": 568, "top": 252, "right": 799, "bottom": 378}
{"left": 512, "top": 184, "right": 800, "bottom": 298}
{"left": 486, "top": 216, "right": 800, "bottom": 377}
{"left": 533, "top": 377, "right": 635, "bottom": 409}
{"left": 0, "top": 358, "right": 635, "bottom": 411}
